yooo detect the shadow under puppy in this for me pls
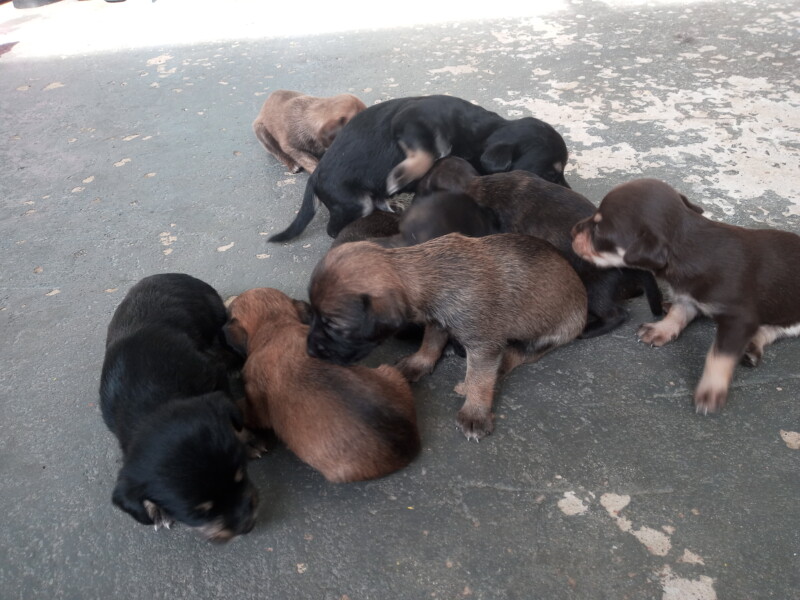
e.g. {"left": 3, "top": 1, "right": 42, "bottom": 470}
{"left": 416, "top": 157, "right": 664, "bottom": 337}
{"left": 253, "top": 90, "right": 366, "bottom": 174}
{"left": 307, "top": 234, "right": 587, "bottom": 440}
{"left": 269, "top": 94, "right": 569, "bottom": 242}
{"left": 99, "top": 273, "right": 258, "bottom": 542}
{"left": 224, "top": 288, "right": 420, "bottom": 482}
{"left": 571, "top": 178, "right": 800, "bottom": 413}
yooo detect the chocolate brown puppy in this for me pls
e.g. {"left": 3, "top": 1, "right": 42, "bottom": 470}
{"left": 307, "top": 234, "right": 587, "bottom": 440}
{"left": 253, "top": 90, "right": 366, "bottom": 174}
{"left": 416, "top": 159, "right": 664, "bottom": 337}
{"left": 330, "top": 205, "right": 402, "bottom": 249}
{"left": 224, "top": 288, "right": 420, "bottom": 482}
{"left": 571, "top": 178, "right": 800, "bottom": 414}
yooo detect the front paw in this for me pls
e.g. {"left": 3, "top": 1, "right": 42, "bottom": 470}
{"left": 693, "top": 383, "right": 728, "bottom": 415}
{"left": 386, "top": 164, "right": 409, "bottom": 195}
{"left": 395, "top": 355, "right": 434, "bottom": 382}
{"left": 637, "top": 321, "right": 678, "bottom": 347}
{"left": 456, "top": 405, "right": 494, "bottom": 441}
{"left": 741, "top": 342, "right": 762, "bottom": 368}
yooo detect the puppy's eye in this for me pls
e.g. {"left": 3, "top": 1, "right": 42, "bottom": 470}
{"left": 195, "top": 501, "right": 214, "bottom": 513}
{"left": 234, "top": 468, "right": 244, "bottom": 483}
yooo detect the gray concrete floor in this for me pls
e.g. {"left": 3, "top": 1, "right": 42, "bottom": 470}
{"left": 1, "top": 1, "right": 799, "bottom": 599}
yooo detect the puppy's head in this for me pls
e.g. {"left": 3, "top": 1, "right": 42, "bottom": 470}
{"left": 399, "top": 192, "right": 500, "bottom": 245}
{"left": 480, "top": 117, "right": 570, "bottom": 187}
{"left": 317, "top": 94, "right": 368, "bottom": 148}
{"left": 415, "top": 157, "right": 479, "bottom": 196}
{"left": 307, "top": 242, "right": 408, "bottom": 365}
{"left": 571, "top": 178, "right": 703, "bottom": 271}
{"left": 111, "top": 392, "right": 258, "bottom": 542}
{"left": 224, "top": 288, "right": 311, "bottom": 357}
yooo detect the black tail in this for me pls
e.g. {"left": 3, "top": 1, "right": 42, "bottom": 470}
{"left": 268, "top": 178, "right": 319, "bottom": 243}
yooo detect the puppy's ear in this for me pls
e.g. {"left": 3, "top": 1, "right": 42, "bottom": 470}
{"left": 679, "top": 193, "right": 704, "bottom": 214}
{"left": 362, "top": 293, "right": 406, "bottom": 338}
{"left": 319, "top": 117, "right": 345, "bottom": 147}
{"left": 292, "top": 299, "right": 313, "bottom": 325}
{"left": 479, "top": 143, "right": 514, "bottom": 173}
{"left": 222, "top": 318, "right": 248, "bottom": 358}
{"left": 623, "top": 230, "right": 669, "bottom": 271}
{"left": 112, "top": 474, "right": 154, "bottom": 525}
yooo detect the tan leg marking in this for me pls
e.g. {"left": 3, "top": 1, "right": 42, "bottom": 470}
{"left": 694, "top": 351, "right": 737, "bottom": 415}
{"left": 638, "top": 300, "right": 698, "bottom": 347}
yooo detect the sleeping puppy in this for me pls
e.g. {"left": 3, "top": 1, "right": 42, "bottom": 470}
{"left": 224, "top": 288, "right": 420, "bottom": 482}
{"left": 268, "top": 94, "right": 569, "bottom": 242}
{"left": 571, "top": 178, "right": 800, "bottom": 413}
{"left": 307, "top": 234, "right": 587, "bottom": 440}
{"left": 253, "top": 90, "right": 366, "bottom": 174}
{"left": 100, "top": 273, "right": 258, "bottom": 542}
{"left": 396, "top": 192, "right": 501, "bottom": 246}
{"left": 330, "top": 204, "right": 402, "bottom": 249}
{"left": 416, "top": 159, "right": 664, "bottom": 337}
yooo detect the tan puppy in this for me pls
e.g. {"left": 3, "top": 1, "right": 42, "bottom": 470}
{"left": 253, "top": 91, "right": 366, "bottom": 174}
{"left": 307, "top": 234, "right": 588, "bottom": 440}
{"left": 224, "top": 288, "right": 420, "bottom": 483}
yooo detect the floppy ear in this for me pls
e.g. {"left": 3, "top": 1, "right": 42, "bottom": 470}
{"left": 361, "top": 293, "right": 406, "bottom": 338}
{"left": 112, "top": 474, "right": 154, "bottom": 525}
{"left": 319, "top": 117, "right": 345, "bottom": 147}
{"left": 292, "top": 299, "right": 313, "bottom": 325}
{"left": 479, "top": 143, "right": 514, "bottom": 173}
{"left": 222, "top": 318, "right": 248, "bottom": 358}
{"left": 679, "top": 193, "right": 704, "bottom": 214}
{"left": 623, "top": 230, "right": 669, "bottom": 271}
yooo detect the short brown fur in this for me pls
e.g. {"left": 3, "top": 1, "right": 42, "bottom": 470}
{"left": 225, "top": 288, "right": 419, "bottom": 483}
{"left": 253, "top": 91, "right": 366, "bottom": 174}
{"left": 308, "top": 234, "right": 588, "bottom": 439}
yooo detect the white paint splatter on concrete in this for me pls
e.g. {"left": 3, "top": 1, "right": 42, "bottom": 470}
{"left": 256, "top": 254, "right": 270, "bottom": 259}
{"left": 678, "top": 549, "right": 705, "bottom": 565}
{"left": 557, "top": 491, "right": 589, "bottom": 516}
{"left": 45, "top": 289, "right": 60, "bottom": 296}
{"left": 82, "top": 176, "right": 95, "bottom": 184}
{"left": 146, "top": 54, "right": 173, "bottom": 66}
{"left": 43, "top": 82, "right": 64, "bottom": 91}
{"left": 600, "top": 493, "right": 671, "bottom": 556}
{"left": 429, "top": 65, "right": 479, "bottom": 75}
{"left": 114, "top": 158, "right": 132, "bottom": 167}
{"left": 600, "top": 493, "right": 630, "bottom": 516}
{"left": 217, "top": 242, "right": 235, "bottom": 252}
{"left": 659, "top": 566, "right": 717, "bottom": 600}
{"left": 122, "top": 134, "right": 139, "bottom": 142}
{"left": 780, "top": 430, "right": 800, "bottom": 450}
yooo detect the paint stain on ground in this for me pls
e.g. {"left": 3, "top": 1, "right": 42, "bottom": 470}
{"left": 557, "top": 491, "right": 589, "bottom": 516}
{"left": 122, "top": 134, "right": 140, "bottom": 142}
{"left": 660, "top": 566, "right": 716, "bottom": 600}
{"left": 779, "top": 430, "right": 800, "bottom": 450}
{"left": 600, "top": 493, "right": 672, "bottom": 556}
{"left": 43, "top": 82, "right": 65, "bottom": 91}
{"left": 114, "top": 158, "right": 132, "bottom": 167}
{"left": 45, "top": 289, "right": 60, "bottom": 296}
{"left": 256, "top": 254, "right": 270, "bottom": 259}
{"left": 217, "top": 242, "right": 235, "bottom": 252}
{"left": 159, "top": 232, "right": 177, "bottom": 256}
{"left": 82, "top": 176, "right": 95, "bottom": 184}
{"left": 144, "top": 173, "right": 156, "bottom": 178}
{"left": 678, "top": 549, "right": 705, "bottom": 565}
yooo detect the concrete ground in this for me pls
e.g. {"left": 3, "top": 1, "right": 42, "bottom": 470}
{"left": 1, "top": 0, "right": 798, "bottom": 598}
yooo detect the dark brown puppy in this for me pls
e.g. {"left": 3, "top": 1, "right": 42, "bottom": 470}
{"left": 224, "top": 288, "right": 420, "bottom": 482}
{"left": 307, "top": 234, "right": 587, "bottom": 440}
{"left": 253, "top": 90, "right": 366, "bottom": 174}
{"left": 330, "top": 205, "right": 402, "bottom": 249}
{"left": 571, "top": 178, "right": 800, "bottom": 413}
{"left": 415, "top": 158, "right": 664, "bottom": 337}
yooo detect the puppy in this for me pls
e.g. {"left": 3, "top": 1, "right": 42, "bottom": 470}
{"left": 571, "top": 178, "right": 800, "bottom": 413}
{"left": 307, "top": 234, "right": 587, "bottom": 439}
{"left": 330, "top": 205, "right": 402, "bottom": 249}
{"left": 253, "top": 90, "right": 366, "bottom": 174}
{"left": 396, "top": 192, "right": 501, "bottom": 245}
{"left": 416, "top": 159, "right": 664, "bottom": 337}
{"left": 269, "top": 94, "right": 569, "bottom": 241}
{"left": 100, "top": 273, "right": 258, "bottom": 542}
{"left": 224, "top": 288, "right": 420, "bottom": 482}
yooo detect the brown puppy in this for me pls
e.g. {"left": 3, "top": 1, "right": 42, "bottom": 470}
{"left": 253, "top": 91, "right": 366, "bottom": 174}
{"left": 307, "top": 234, "right": 587, "bottom": 440}
{"left": 224, "top": 288, "right": 420, "bottom": 482}
{"left": 571, "top": 178, "right": 800, "bottom": 414}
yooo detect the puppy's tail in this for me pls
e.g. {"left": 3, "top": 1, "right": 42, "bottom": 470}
{"left": 269, "top": 178, "right": 319, "bottom": 243}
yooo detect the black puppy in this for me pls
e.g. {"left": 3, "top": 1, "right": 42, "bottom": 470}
{"left": 100, "top": 273, "right": 258, "bottom": 542}
{"left": 269, "top": 95, "right": 569, "bottom": 242}
{"left": 417, "top": 158, "right": 663, "bottom": 337}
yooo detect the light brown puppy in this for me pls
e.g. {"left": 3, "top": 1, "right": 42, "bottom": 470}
{"left": 253, "top": 90, "right": 366, "bottom": 174}
{"left": 307, "top": 234, "right": 588, "bottom": 440}
{"left": 224, "top": 288, "right": 420, "bottom": 483}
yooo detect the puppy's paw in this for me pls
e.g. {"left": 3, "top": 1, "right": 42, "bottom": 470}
{"left": 457, "top": 406, "right": 494, "bottom": 441}
{"left": 395, "top": 355, "right": 435, "bottom": 382}
{"left": 387, "top": 163, "right": 414, "bottom": 195}
{"left": 637, "top": 321, "right": 678, "bottom": 347}
{"left": 453, "top": 381, "right": 466, "bottom": 396}
{"left": 693, "top": 383, "right": 728, "bottom": 415}
{"left": 741, "top": 343, "right": 762, "bottom": 368}
{"left": 144, "top": 500, "right": 174, "bottom": 531}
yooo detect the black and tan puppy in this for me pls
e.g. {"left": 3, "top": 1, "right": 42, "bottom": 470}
{"left": 253, "top": 90, "right": 366, "bottom": 174}
{"left": 307, "top": 235, "right": 587, "bottom": 440}
{"left": 224, "top": 288, "right": 420, "bottom": 482}
{"left": 571, "top": 178, "right": 800, "bottom": 413}
{"left": 416, "top": 158, "right": 664, "bottom": 337}
{"left": 269, "top": 94, "right": 569, "bottom": 242}
{"left": 100, "top": 274, "right": 258, "bottom": 542}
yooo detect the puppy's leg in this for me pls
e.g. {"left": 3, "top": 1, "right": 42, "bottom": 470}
{"left": 457, "top": 347, "right": 503, "bottom": 440}
{"left": 638, "top": 299, "right": 698, "bottom": 347}
{"left": 254, "top": 124, "right": 301, "bottom": 173}
{"left": 742, "top": 324, "right": 800, "bottom": 367}
{"left": 396, "top": 324, "right": 449, "bottom": 382}
{"left": 387, "top": 140, "right": 437, "bottom": 195}
{"left": 694, "top": 315, "right": 758, "bottom": 414}
{"left": 285, "top": 146, "right": 320, "bottom": 174}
